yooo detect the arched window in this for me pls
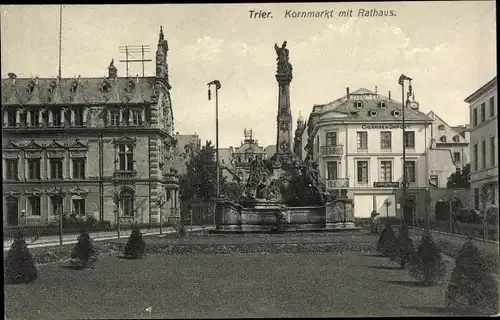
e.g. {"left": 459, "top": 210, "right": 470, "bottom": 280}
{"left": 452, "top": 135, "right": 460, "bottom": 142}
{"left": 440, "top": 135, "right": 447, "bottom": 142}
{"left": 355, "top": 101, "right": 363, "bottom": 108}
{"left": 120, "top": 188, "right": 135, "bottom": 217}
{"left": 392, "top": 110, "right": 401, "bottom": 117}
{"left": 438, "top": 124, "right": 445, "bottom": 130}
{"left": 369, "top": 110, "right": 378, "bottom": 117}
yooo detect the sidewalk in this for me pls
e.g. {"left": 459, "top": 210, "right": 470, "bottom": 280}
{"left": 3, "top": 225, "right": 213, "bottom": 251}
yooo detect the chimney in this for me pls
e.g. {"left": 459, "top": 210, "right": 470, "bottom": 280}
{"left": 108, "top": 59, "right": 117, "bottom": 78}
{"left": 346, "top": 87, "right": 350, "bottom": 99}
{"left": 388, "top": 90, "right": 391, "bottom": 100}
{"left": 375, "top": 86, "right": 378, "bottom": 93}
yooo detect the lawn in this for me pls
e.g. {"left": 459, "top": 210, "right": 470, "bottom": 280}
{"left": 5, "top": 234, "right": 463, "bottom": 319}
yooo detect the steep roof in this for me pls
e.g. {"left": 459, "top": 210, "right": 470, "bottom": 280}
{"left": 316, "top": 88, "right": 431, "bottom": 122}
{"left": 1, "top": 76, "right": 158, "bottom": 105}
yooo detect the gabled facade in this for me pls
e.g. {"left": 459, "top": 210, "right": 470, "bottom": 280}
{"left": 2, "top": 27, "right": 180, "bottom": 227}
{"left": 464, "top": 76, "right": 498, "bottom": 210}
{"left": 218, "top": 129, "right": 268, "bottom": 184}
{"left": 426, "top": 111, "right": 470, "bottom": 188}
{"left": 305, "top": 87, "right": 433, "bottom": 220}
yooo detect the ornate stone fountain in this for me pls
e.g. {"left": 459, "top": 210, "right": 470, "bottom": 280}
{"left": 214, "top": 42, "right": 359, "bottom": 232}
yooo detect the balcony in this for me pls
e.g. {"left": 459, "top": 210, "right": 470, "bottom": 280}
{"left": 113, "top": 170, "right": 137, "bottom": 179}
{"left": 326, "top": 178, "right": 349, "bottom": 189}
{"left": 163, "top": 173, "right": 179, "bottom": 184}
{"left": 320, "top": 145, "right": 343, "bottom": 156}
{"left": 234, "top": 162, "right": 251, "bottom": 168}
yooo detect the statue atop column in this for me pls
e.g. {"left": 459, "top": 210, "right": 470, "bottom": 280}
{"left": 274, "top": 41, "right": 293, "bottom": 75}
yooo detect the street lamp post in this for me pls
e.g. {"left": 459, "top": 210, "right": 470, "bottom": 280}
{"left": 399, "top": 74, "right": 413, "bottom": 268}
{"left": 208, "top": 80, "right": 221, "bottom": 229}
{"left": 398, "top": 74, "right": 413, "bottom": 227}
{"left": 55, "top": 187, "right": 65, "bottom": 246}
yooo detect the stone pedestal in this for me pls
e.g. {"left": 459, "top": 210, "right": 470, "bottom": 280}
{"left": 325, "top": 198, "right": 357, "bottom": 229}
{"left": 215, "top": 201, "right": 242, "bottom": 230}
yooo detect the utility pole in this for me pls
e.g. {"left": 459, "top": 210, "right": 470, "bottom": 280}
{"left": 58, "top": 5, "right": 63, "bottom": 79}
{"left": 208, "top": 80, "right": 222, "bottom": 228}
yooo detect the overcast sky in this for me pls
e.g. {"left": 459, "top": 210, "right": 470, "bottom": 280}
{"left": 1, "top": 2, "right": 496, "bottom": 148}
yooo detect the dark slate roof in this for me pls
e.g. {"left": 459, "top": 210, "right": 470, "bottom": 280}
{"left": 317, "top": 88, "right": 431, "bottom": 122}
{"left": 1, "top": 76, "right": 157, "bottom": 105}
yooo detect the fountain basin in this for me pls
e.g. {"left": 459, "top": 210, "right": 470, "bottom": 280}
{"left": 213, "top": 199, "right": 361, "bottom": 233}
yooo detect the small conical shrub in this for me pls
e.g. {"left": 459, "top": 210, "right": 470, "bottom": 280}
{"left": 4, "top": 229, "right": 38, "bottom": 284}
{"left": 377, "top": 225, "right": 398, "bottom": 257}
{"left": 445, "top": 238, "right": 499, "bottom": 315}
{"left": 70, "top": 227, "right": 97, "bottom": 269}
{"left": 393, "top": 223, "right": 415, "bottom": 268}
{"left": 124, "top": 224, "right": 146, "bottom": 259}
{"left": 408, "top": 229, "right": 446, "bottom": 286}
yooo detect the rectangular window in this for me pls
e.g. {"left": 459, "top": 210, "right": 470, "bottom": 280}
{"left": 481, "top": 140, "right": 486, "bottom": 169}
{"left": 404, "top": 161, "right": 416, "bottom": 183}
{"left": 122, "top": 198, "right": 134, "bottom": 216}
{"left": 73, "top": 199, "right": 85, "bottom": 215}
{"left": 131, "top": 110, "right": 141, "bottom": 126}
{"left": 453, "top": 152, "right": 461, "bottom": 163}
{"left": 489, "top": 97, "right": 495, "bottom": 117}
{"left": 50, "top": 159, "right": 63, "bottom": 180}
{"left": 6, "top": 159, "right": 18, "bottom": 180}
{"left": 357, "top": 131, "right": 367, "bottom": 149}
{"left": 326, "top": 161, "right": 338, "bottom": 180}
{"left": 74, "top": 108, "right": 84, "bottom": 126}
{"left": 72, "top": 158, "right": 86, "bottom": 179}
{"left": 110, "top": 110, "right": 119, "bottom": 126}
{"left": 380, "top": 161, "right": 392, "bottom": 182}
{"left": 52, "top": 111, "right": 61, "bottom": 126}
{"left": 118, "top": 145, "right": 134, "bottom": 171}
{"left": 7, "top": 110, "right": 16, "bottom": 127}
{"left": 473, "top": 144, "right": 478, "bottom": 171}
{"left": 491, "top": 136, "right": 496, "bottom": 166}
{"left": 473, "top": 108, "right": 478, "bottom": 127}
{"left": 481, "top": 102, "right": 486, "bottom": 122}
{"left": 50, "top": 196, "right": 63, "bottom": 215}
{"left": 380, "top": 131, "right": 392, "bottom": 149}
{"left": 29, "top": 196, "right": 41, "bottom": 216}
{"left": 404, "top": 131, "right": 415, "bottom": 148}
{"left": 430, "top": 175, "right": 439, "bottom": 187}
{"left": 356, "top": 161, "right": 368, "bottom": 183}
{"left": 326, "top": 132, "right": 337, "bottom": 147}
{"left": 27, "top": 159, "right": 41, "bottom": 180}
{"left": 474, "top": 188, "right": 480, "bottom": 210}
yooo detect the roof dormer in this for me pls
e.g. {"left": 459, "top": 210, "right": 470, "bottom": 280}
{"left": 392, "top": 110, "right": 401, "bottom": 117}
{"left": 368, "top": 110, "right": 378, "bottom": 117}
{"left": 355, "top": 101, "right": 363, "bottom": 108}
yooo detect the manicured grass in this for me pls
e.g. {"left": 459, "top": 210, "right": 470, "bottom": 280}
{"left": 5, "top": 249, "right": 462, "bottom": 318}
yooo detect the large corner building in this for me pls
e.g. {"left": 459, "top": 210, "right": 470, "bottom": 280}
{"left": 306, "top": 87, "right": 433, "bottom": 220}
{"left": 2, "top": 27, "right": 180, "bottom": 227}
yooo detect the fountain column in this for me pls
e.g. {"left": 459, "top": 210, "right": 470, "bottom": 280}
{"left": 274, "top": 41, "right": 294, "bottom": 164}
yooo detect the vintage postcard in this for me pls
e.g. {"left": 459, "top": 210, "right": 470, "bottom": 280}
{"left": 2, "top": 2, "right": 498, "bottom": 318}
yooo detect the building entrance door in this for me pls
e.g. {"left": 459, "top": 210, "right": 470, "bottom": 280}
{"left": 6, "top": 197, "right": 19, "bottom": 226}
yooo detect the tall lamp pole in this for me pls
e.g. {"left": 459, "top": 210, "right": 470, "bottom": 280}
{"left": 398, "top": 74, "right": 413, "bottom": 226}
{"left": 208, "top": 80, "right": 221, "bottom": 228}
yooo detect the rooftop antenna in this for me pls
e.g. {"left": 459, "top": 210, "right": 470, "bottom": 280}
{"left": 118, "top": 44, "right": 152, "bottom": 78}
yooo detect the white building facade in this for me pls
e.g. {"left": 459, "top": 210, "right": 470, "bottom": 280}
{"left": 464, "top": 76, "right": 498, "bottom": 210}
{"left": 307, "top": 88, "right": 433, "bottom": 220}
